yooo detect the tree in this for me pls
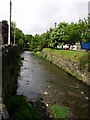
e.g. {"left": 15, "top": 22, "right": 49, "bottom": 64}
{"left": 24, "top": 34, "right": 33, "bottom": 48}
{"left": 11, "top": 21, "right": 16, "bottom": 44}
{"left": 11, "top": 21, "right": 25, "bottom": 46}
{"left": 87, "top": 16, "right": 90, "bottom": 42}
{"left": 49, "top": 22, "right": 68, "bottom": 48}
{"left": 30, "top": 34, "right": 39, "bottom": 51}
{"left": 77, "top": 18, "right": 88, "bottom": 43}
{"left": 19, "top": 38, "right": 24, "bottom": 47}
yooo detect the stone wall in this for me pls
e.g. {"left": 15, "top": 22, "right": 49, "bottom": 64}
{"left": 41, "top": 51, "right": 90, "bottom": 86}
{"left": 2, "top": 46, "right": 21, "bottom": 101}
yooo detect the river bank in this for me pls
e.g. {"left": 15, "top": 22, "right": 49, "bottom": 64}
{"left": 17, "top": 51, "right": 89, "bottom": 119}
{"left": 2, "top": 46, "right": 23, "bottom": 119}
{"left": 2, "top": 49, "right": 89, "bottom": 119}
{"left": 2, "top": 47, "right": 51, "bottom": 119}
{"left": 35, "top": 48, "right": 89, "bottom": 86}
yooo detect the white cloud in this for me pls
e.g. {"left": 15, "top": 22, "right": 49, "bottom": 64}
{"left": 0, "top": 0, "right": 89, "bottom": 35}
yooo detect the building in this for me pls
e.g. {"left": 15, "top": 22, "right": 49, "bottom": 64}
{"left": 0, "top": 21, "right": 9, "bottom": 45}
{"left": 81, "top": 1, "right": 90, "bottom": 50}
{"left": 0, "top": 22, "right": 2, "bottom": 45}
{"left": 2, "top": 21, "right": 8, "bottom": 45}
{"left": 88, "top": 1, "right": 90, "bottom": 17}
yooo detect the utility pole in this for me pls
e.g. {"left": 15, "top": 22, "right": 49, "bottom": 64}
{"left": 14, "top": 23, "right": 15, "bottom": 45}
{"left": 55, "top": 22, "right": 57, "bottom": 28}
{"left": 8, "top": 0, "right": 12, "bottom": 45}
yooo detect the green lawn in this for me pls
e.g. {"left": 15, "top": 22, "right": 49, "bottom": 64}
{"left": 42, "top": 48, "right": 88, "bottom": 63}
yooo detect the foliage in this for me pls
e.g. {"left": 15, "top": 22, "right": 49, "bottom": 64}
{"left": 79, "top": 54, "right": 88, "bottom": 68}
{"left": 30, "top": 18, "right": 88, "bottom": 51}
{"left": 11, "top": 21, "right": 25, "bottom": 46}
{"left": 77, "top": 18, "right": 88, "bottom": 43}
{"left": 15, "top": 28, "right": 25, "bottom": 44}
{"left": 19, "top": 38, "right": 24, "bottom": 47}
{"left": 50, "top": 104, "right": 69, "bottom": 118}
{"left": 11, "top": 18, "right": 88, "bottom": 51}
{"left": 24, "top": 34, "right": 33, "bottom": 48}
{"left": 87, "top": 17, "right": 90, "bottom": 42}
{"left": 30, "top": 34, "right": 40, "bottom": 51}
{"left": 34, "top": 51, "right": 43, "bottom": 58}
{"left": 5, "top": 95, "right": 41, "bottom": 120}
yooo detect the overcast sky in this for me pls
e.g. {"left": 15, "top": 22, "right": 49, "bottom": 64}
{"left": 0, "top": 0, "right": 89, "bottom": 35}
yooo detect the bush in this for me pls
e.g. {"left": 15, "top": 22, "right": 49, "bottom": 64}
{"left": 5, "top": 95, "right": 41, "bottom": 120}
{"left": 79, "top": 54, "right": 88, "bottom": 68}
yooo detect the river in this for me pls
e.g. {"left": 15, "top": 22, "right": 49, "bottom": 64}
{"left": 17, "top": 51, "right": 89, "bottom": 118}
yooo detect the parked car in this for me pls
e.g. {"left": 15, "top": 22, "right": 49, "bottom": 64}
{"left": 70, "top": 45, "right": 77, "bottom": 50}
{"left": 63, "top": 45, "right": 69, "bottom": 50}
{"left": 57, "top": 45, "right": 62, "bottom": 49}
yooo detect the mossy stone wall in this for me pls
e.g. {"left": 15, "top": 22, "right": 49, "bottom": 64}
{"left": 41, "top": 51, "right": 89, "bottom": 85}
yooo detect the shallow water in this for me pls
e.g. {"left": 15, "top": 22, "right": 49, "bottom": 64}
{"left": 17, "top": 51, "right": 89, "bottom": 118}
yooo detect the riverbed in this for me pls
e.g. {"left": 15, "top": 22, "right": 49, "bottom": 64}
{"left": 17, "top": 51, "right": 89, "bottom": 118}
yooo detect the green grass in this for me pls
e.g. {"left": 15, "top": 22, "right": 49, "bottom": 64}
{"left": 34, "top": 51, "right": 43, "bottom": 58}
{"left": 42, "top": 48, "right": 88, "bottom": 63}
{"left": 5, "top": 95, "right": 41, "bottom": 120}
{"left": 50, "top": 104, "right": 69, "bottom": 119}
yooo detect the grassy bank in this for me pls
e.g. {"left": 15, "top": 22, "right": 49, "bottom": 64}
{"left": 34, "top": 48, "right": 89, "bottom": 84}
{"left": 35, "top": 48, "right": 88, "bottom": 68}
{"left": 42, "top": 48, "right": 88, "bottom": 64}
{"left": 50, "top": 105, "right": 69, "bottom": 119}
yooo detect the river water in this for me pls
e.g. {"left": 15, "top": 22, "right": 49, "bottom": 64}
{"left": 17, "top": 51, "right": 89, "bottom": 118}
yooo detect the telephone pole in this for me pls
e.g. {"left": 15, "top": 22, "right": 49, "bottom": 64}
{"left": 8, "top": 0, "right": 12, "bottom": 45}
{"left": 14, "top": 23, "right": 15, "bottom": 45}
{"left": 55, "top": 22, "right": 57, "bottom": 28}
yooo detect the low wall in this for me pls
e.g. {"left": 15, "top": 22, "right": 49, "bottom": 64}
{"left": 2, "top": 46, "right": 21, "bottom": 101}
{"left": 40, "top": 51, "right": 89, "bottom": 86}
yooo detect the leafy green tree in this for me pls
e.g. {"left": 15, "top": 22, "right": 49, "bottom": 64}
{"left": 11, "top": 21, "right": 16, "bottom": 44}
{"left": 30, "top": 34, "right": 39, "bottom": 51}
{"left": 77, "top": 18, "right": 88, "bottom": 43}
{"left": 11, "top": 21, "right": 25, "bottom": 46}
{"left": 87, "top": 16, "right": 90, "bottom": 42}
{"left": 38, "top": 33, "right": 46, "bottom": 50}
{"left": 19, "top": 38, "right": 24, "bottom": 47}
{"left": 65, "top": 22, "right": 81, "bottom": 46}
{"left": 11, "top": 18, "right": 88, "bottom": 51}
{"left": 57, "top": 22, "right": 68, "bottom": 45}
{"left": 24, "top": 34, "right": 33, "bottom": 48}
{"left": 49, "top": 22, "right": 68, "bottom": 48}
{"left": 25, "top": 34, "right": 33, "bottom": 44}
{"left": 47, "top": 28, "right": 54, "bottom": 47}
{"left": 15, "top": 28, "right": 25, "bottom": 44}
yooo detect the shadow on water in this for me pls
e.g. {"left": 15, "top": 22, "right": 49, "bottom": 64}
{"left": 17, "top": 51, "right": 90, "bottom": 118}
